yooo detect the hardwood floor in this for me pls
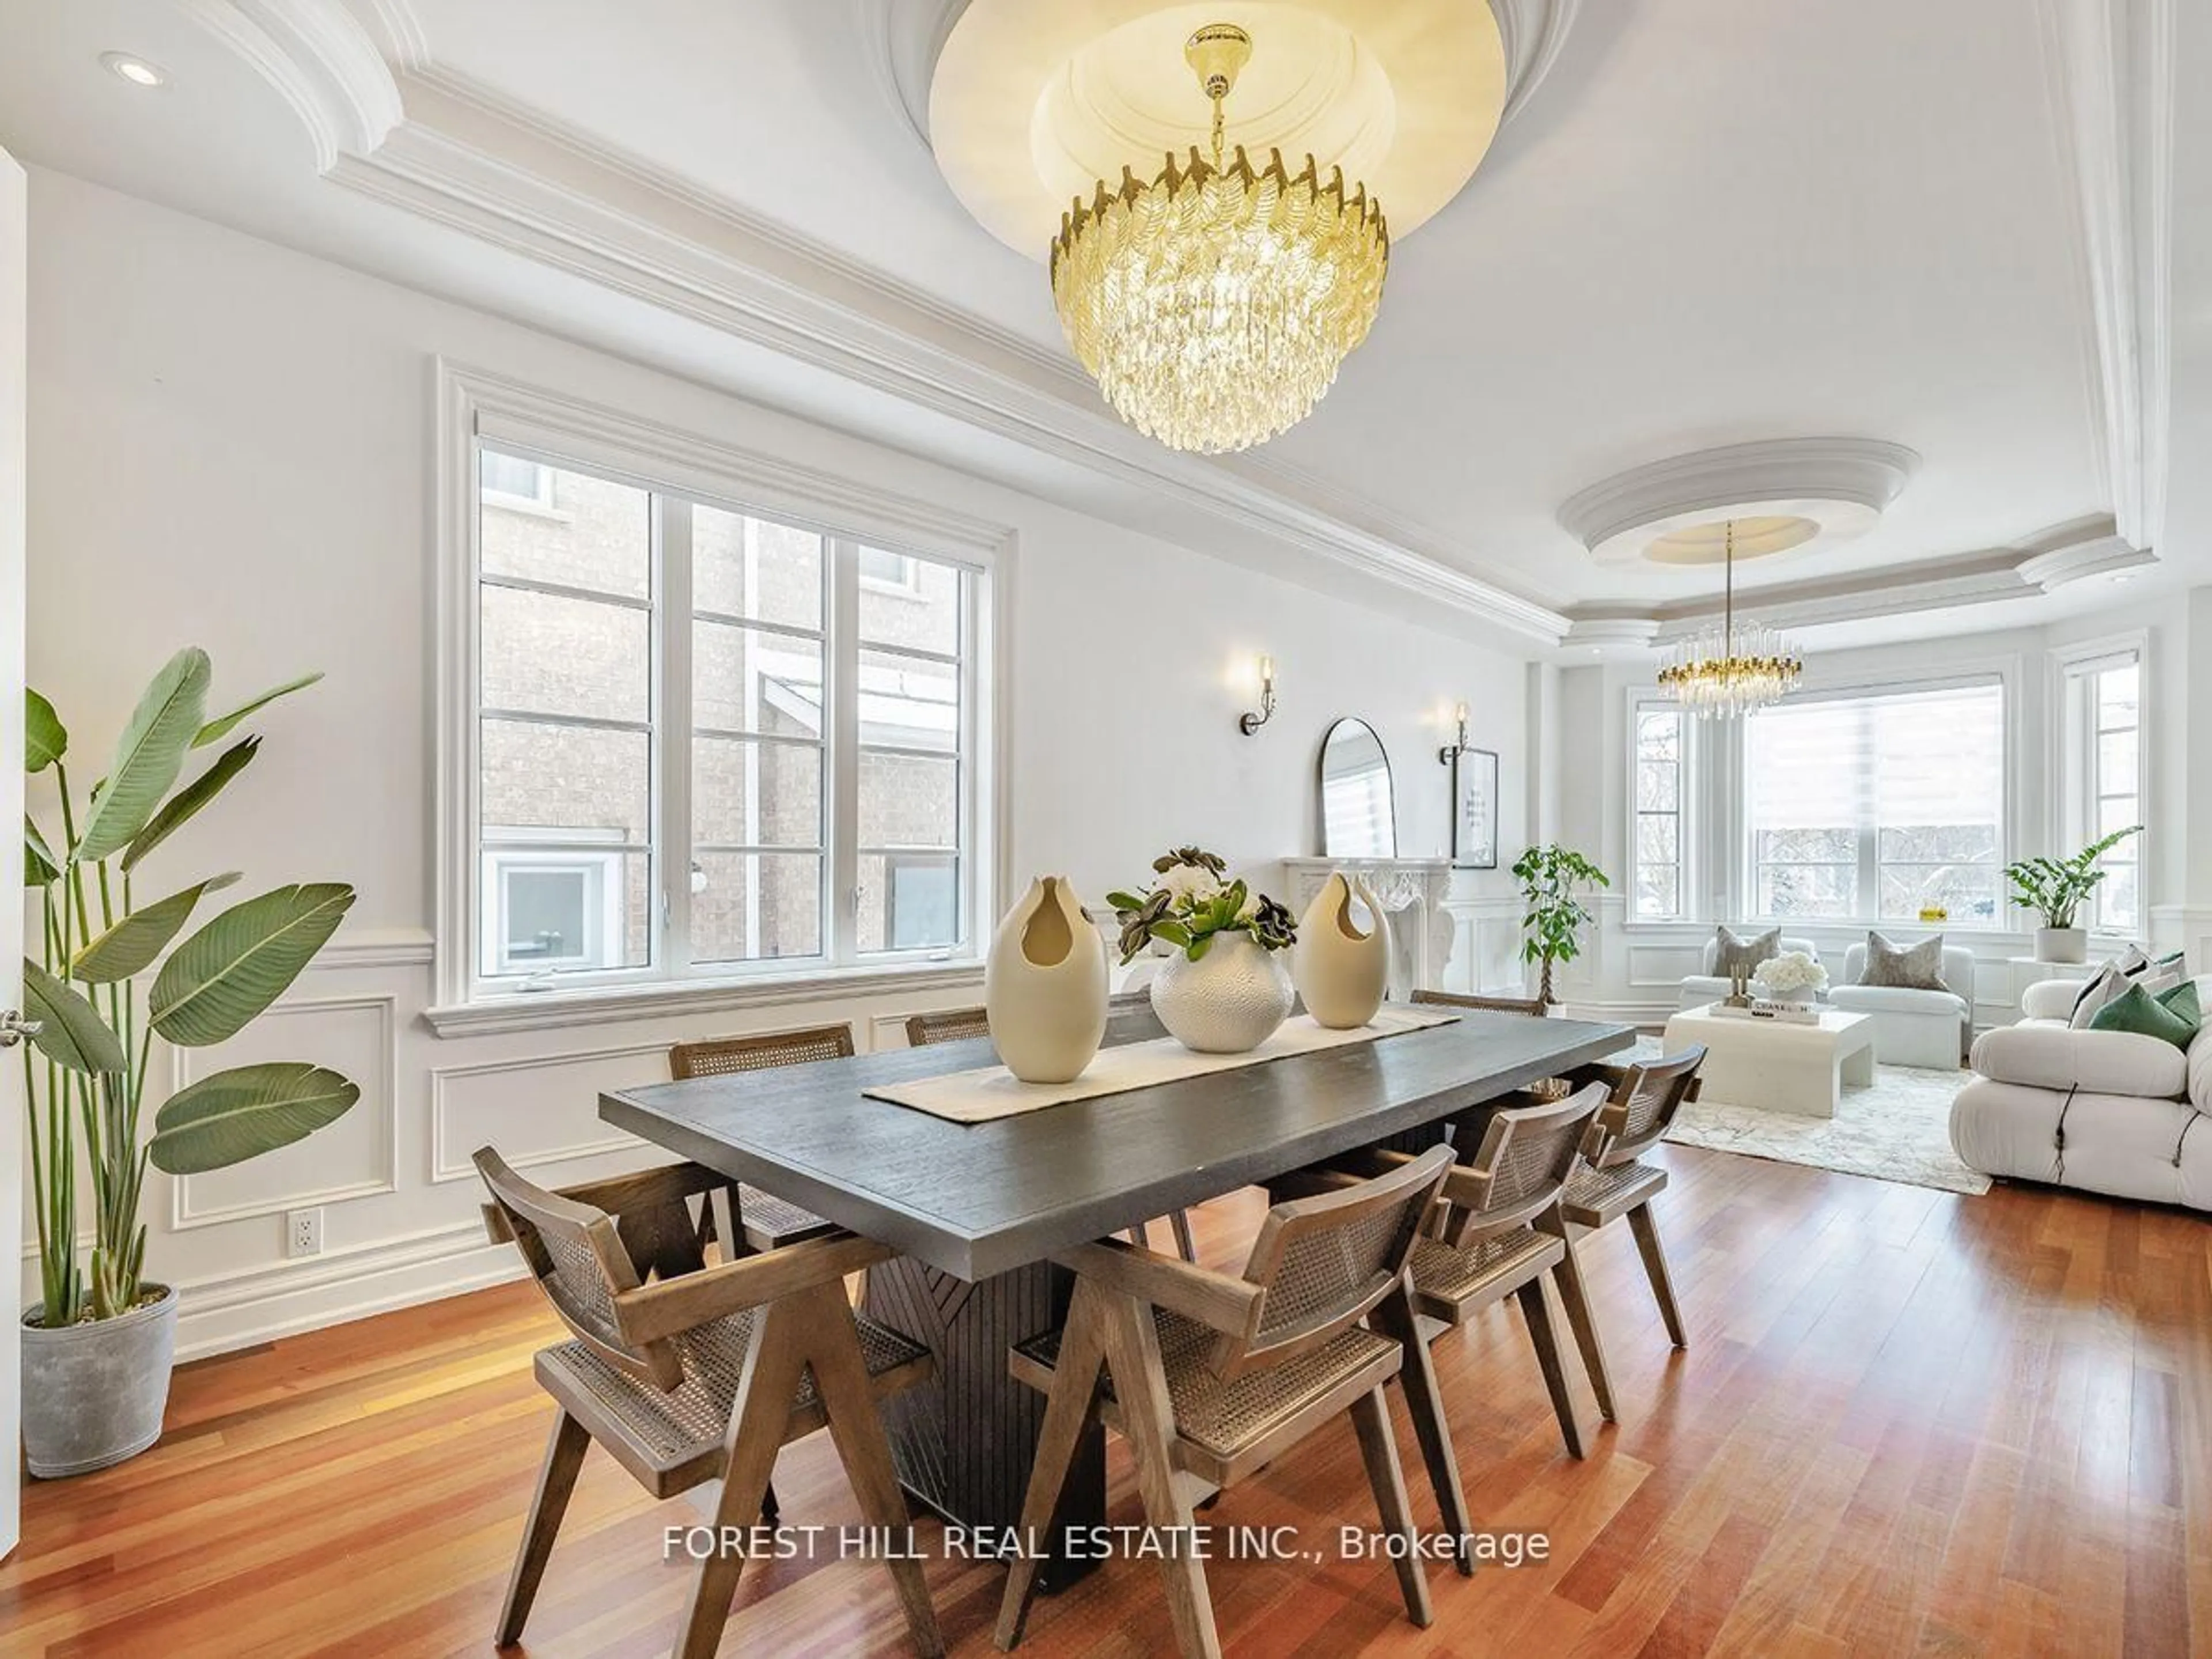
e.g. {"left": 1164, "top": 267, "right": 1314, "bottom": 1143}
{"left": 5, "top": 1145, "right": 2207, "bottom": 1657}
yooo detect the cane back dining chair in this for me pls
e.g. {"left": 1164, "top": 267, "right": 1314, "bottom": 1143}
{"left": 667, "top": 1023, "right": 857, "bottom": 1253}
{"left": 1331, "top": 1080, "right": 1613, "bottom": 1458}
{"left": 906, "top": 1000, "right": 1199, "bottom": 1263}
{"left": 475, "top": 1149, "right": 942, "bottom": 1659}
{"left": 1560, "top": 1046, "right": 1706, "bottom": 1351}
{"left": 996, "top": 1143, "right": 1470, "bottom": 1658}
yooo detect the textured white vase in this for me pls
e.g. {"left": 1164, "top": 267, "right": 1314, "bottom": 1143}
{"left": 1293, "top": 873, "right": 1391, "bottom": 1029}
{"left": 984, "top": 875, "right": 1108, "bottom": 1083}
{"left": 1150, "top": 931, "right": 1295, "bottom": 1054}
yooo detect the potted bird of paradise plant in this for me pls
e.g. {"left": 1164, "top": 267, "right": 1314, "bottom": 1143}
{"left": 20, "top": 648, "right": 359, "bottom": 1476}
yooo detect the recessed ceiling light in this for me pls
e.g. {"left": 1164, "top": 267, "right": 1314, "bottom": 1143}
{"left": 101, "top": 52, "right": 169, "bottom": 89}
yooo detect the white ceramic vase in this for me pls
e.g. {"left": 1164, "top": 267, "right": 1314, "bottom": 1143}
{"left": 1293, "top": 872, "right": 1390, "bottom": 1029}
{"left": 984, "top": 875, "right": 1109, "bottom": 1083}
{"left": 1150, "top": 931, "right": 1294, "bottom": 1054}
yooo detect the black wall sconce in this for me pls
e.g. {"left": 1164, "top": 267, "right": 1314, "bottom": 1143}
{"left": 1437, "top": 700, "right": 1470, "bottom": 766}
{"left": 1238, "top": 654, "right": 1277, "bottom": 735}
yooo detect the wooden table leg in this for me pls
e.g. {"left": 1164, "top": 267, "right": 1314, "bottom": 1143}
{"left": 862, "top": 1255, "right": 1107, "bottom": 1587}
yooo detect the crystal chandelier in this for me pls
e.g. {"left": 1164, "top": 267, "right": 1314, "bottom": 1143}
{"left": 1658, "top": 520, "right": 1805, "bottom": 717}
{"left": 1048, "top": 22, "right": 1390, "bottom": 454}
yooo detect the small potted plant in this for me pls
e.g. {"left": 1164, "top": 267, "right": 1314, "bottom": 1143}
{"left": 2003, "top": 825, "right": 2143, "bottom": 964}
{"left": 1511, "top": 843, "right": 1609, "bottom": 1006}
{"left": 1109, "top": 847, "right": 1297, "bottom": 1053}
{"left": 21, "top": 649, "right": 360, "bottom": 1477}
{"left": 1753, "top": 949, "right": 1828, "bottom": 1007}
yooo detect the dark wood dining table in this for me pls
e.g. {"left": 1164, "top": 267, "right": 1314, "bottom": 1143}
{"left": 601, "top": 1001, "right": 1634, "bottom": 1555}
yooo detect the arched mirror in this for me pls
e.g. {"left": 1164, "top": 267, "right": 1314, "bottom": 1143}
{"left": 1318, "top": 718, "right": 1397, "bottom": 858}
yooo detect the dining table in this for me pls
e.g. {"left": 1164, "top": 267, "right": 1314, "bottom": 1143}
{"left": 600, "top": 999, "right": 1635, "bottom": 1568}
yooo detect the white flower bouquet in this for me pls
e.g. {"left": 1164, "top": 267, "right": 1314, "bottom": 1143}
{"left": 1753, "top": 949, "right": 1828, "bottom": 999}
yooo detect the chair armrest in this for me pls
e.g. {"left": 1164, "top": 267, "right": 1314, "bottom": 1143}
{"left": 2019, "top": 979, "right": 2082, "bottom": 1022}
{"left": 1968, "top": 1024, "right": 2187, "bottom": 1101}
{"left": 553, "top": 1161, "right": 733, "bottom": 1221}
{"left": 1052, "top": 1236, "right": 1265, "bottom": 1340}
{"left": 611, "top": 1231, "right": 892, "bottom": 1348}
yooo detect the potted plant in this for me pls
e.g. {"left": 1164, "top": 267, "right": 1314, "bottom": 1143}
{"left": 20, "top": 648, "right": 359, "bottom": 1477}
{"left": 1109, "top": 847, "right": 1298, "bottom": 1053}
{"left": 1512, "top": 843, "right": 1609, "bottom": 1006}
{"left": 2003, "top": 824, "right": 2143, "bottom": 964}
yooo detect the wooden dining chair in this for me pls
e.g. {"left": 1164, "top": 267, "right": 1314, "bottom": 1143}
{"left": 1411, "top": 987, "right": 1550, "bottom": 1018}
{"left": 668, "top": 1023, "right": 856, "bottom": 1253}
{"left": 1559, "top": 1047, "right": 1706, "bottom": 1351}
{"left": 1330, "top": 1081, "right": 1612, "bottom": 1458}
{"left": 475, "top": 1150, "right": 944, "bottom": 1659}
{"left": 996, "top": 1144, "right": 1469, "bottom": 1658}
{"left": 906, "top": 1001, "right": 1199, "bottom": 1264}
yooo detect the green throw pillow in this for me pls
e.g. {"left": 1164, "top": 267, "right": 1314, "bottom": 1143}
{"left": 2087, "top": 981, "right": 2200, "bottom": 1051}
{"left": 2159, "top": 978, "right": 2200, "bottom": 1029}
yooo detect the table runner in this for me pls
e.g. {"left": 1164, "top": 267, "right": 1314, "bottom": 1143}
{"left": 863, "top": 1006, "right": 1457, "bottom": 1124}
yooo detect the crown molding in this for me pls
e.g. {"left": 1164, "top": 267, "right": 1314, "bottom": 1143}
{"left": 2034, "top": 0, "right": 2175, "bottom": 551}
{"left": 175, "top": 0, "right": 401, "bottom": 171}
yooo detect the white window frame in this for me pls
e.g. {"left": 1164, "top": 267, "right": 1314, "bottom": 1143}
{"left": 430, "top": 363, "right": 1012, "bottom": 1034}
{"left": 2051, "top": 634, "right": 2148, "bottom": 938}
{"left": 1740, "top": 671, "right": 2014, "bottom": 930}
{"left": 1626, "top": 694, "right": 1692, "bottom": 922}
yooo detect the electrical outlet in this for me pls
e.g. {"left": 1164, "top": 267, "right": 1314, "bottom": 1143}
{"left": 286, "top": 1206, "right": 324, "bottom": 1259}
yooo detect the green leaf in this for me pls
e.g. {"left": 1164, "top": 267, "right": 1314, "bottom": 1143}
{"left": 148, "top": 1062, "right": 360, "bottom": 1175}
{"left": 194, "top": 671, "right": 321, "bottom": 749}
{"left": 73, "top": 648, "right": 213, "bottom": 863}
{"left": 25, "top": 690, "right": 65, "bottom": 772}
{"left": 25, "top": 814, "right": 59, "bottom": 886}
{"left": 1187, "top": 933, "right": 1214, "bottom": 961}
{"left": 20, "top": 959, "right": 128, "bottom": 1074}
{"left": 150, "top": 882, "right": 354, "bottom": 1046}
{"left": 120, "top": 737, "right": 259, "bottom": 872}
{"left": 1105, "top": 891, "right": 1147, "bottom": 912}
{"left": 71, "top": 873, "right": 243, "bottom": 983}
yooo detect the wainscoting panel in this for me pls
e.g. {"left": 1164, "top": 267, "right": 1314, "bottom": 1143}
{"left": 427, "top": 1041, "right": 668, "bottom": 1184}
{"left": 171, "top": 994, "right": 400, "bottom": 1231}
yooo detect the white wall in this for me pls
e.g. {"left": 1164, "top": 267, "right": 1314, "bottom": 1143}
{"left": 19, "top": 169, "right": 1535, "bottom": 1357}
{"left": 1, "top": 143, "right": 28, "bottom": 1561}
{"left": 1555, "top": 598, "right": 2198, "bottom": 1027}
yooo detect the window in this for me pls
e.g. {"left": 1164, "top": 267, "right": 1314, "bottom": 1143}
{"left": 1747, "top": 681, "right": 2005, "bottom": 923}
{"left": 1631, "top": 702, "right": 1685, "bottom": 920}
{"left": 468, "top": 441, "right": 988, "bottom": 997}
{"left": 2060, "top": 650, "right": 2142, "bottom": 933}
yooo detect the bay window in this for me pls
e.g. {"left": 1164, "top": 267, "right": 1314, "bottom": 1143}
{"left": 1631, "top": 702, "right": 1686, "bottom": 921}
{"left": 2058, "top": 648, "right": 2142, "bottom": 934}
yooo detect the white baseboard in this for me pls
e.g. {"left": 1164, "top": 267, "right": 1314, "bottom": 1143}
{"left": 170, "top": 1221, "right": 527, "bottom": 1362}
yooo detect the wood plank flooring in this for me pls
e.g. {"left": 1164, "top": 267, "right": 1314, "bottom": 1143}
{"left": 3, "top": 1144, "right": 2207, "bottom": 1657}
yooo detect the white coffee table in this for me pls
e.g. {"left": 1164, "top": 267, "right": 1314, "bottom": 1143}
{"left": 1663, "top": 1003, "right": 1876, "bottom": 1119}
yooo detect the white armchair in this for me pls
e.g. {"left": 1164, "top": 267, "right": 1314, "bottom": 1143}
{"left": 1828, "top": 942, "right": 1976, "bottom": 1070}
{"left": 1677, "top": 935, "right": 1819, "bottom": 1012}
{"left": 1951, "top": 978, "right": 2212, "bottom": 1211}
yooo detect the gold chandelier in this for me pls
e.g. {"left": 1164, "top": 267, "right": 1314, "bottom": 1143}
{"left": 1658, "top": 520, "right": 1805, "bottom": 718}
{"left": 1048, "top": 22, "right": 1390, "bottom": 454}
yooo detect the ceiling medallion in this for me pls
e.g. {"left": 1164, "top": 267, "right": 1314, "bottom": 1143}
{"left": 1050, "top": 22, "right": 1387, "bottom": 453}
{"left": 1658, "top": 519, "right": 1805, "bottom": 718}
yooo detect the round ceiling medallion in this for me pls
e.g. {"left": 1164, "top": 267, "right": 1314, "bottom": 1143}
{"left": 928, "top": 0, "right": 1508, "bottom": 260}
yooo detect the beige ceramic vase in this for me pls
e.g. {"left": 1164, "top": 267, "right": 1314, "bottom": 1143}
{"left": 1293, "top": 872, "right": 1391, "bottom": 1028}
{"left": 984, "top": 875, "right": 1109, "bottom": 1083}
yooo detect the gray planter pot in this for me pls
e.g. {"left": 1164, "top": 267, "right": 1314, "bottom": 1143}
{"left": 2036, "top": 926, "right": 2089, "bottom": 965}
{"left": 21, "top": 1283, "right": 179, "bottom": 1478}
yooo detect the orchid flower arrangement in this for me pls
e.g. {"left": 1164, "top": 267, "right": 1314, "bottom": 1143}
{"left": 1108, "top": 846, "right": 1297, "bottom": 965}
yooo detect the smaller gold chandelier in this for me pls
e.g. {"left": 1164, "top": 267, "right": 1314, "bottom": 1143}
{"left": 1049, "top": 22, "right": 1390, "bottom": 454}
{"left": 1658, "top": 520, "right": 1804, "bottom": 718}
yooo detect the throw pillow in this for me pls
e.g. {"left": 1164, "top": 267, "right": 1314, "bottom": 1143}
{"left": 2069, "top": 960, "right": 2133, "bottom": 1028}
{"left": 2088, "top": 982, "right": 2200, "bottom": 1051}
{"left": 1861, "top": 931, "right": 1949, "bottom": 993}
{"left": 1713, "top": 925, "right": 1781, "bottom": 980}
{"left": 2158, "top": 977, "right": 2201, "bottom": 1030}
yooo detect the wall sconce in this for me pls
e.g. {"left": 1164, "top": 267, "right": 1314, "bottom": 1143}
{"left": 1238, "top": 654, "right": 1277, "bottom": 736}
{"left": 1437, "top": 701, "right": 1470, "bottom": 766}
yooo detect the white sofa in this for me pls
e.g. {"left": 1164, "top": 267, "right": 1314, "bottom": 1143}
{"left": 1950, "top": 975, "right": 2212, "bottom": 1210}
{"left": 1829, "top": 942, "right": 1976, "bottom": 1070}
{"left": 1677, "top": 935, "right": 1818, "bottom": 1011}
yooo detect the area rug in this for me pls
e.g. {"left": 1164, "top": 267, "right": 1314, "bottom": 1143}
{"left": 1619, "top": 1037, "right": 1991, "bottom": 1196}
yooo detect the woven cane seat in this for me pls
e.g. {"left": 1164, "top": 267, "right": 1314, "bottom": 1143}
{"left": 1561, "top": 1160, "right": 1667, "bottom": 1228}
{"left": 1012, "top": 1311, "right": 1400, "bottom": 1461}
{"left": 1407, "top": 1228, "right": 1562, "bottom": 1321}
{"left": 537, "top": 1310, "right": 927, "bottom": 1493}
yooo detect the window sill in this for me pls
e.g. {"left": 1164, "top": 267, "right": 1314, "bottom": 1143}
{"left": 423, "top": 958, "right": 984, "bottom": 1038}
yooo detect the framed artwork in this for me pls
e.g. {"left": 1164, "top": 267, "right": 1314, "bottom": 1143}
{"left": 1451, "top": 748, "right": 1498, "bottom": 869}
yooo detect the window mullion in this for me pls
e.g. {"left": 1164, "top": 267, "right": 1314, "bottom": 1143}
{"left": 659, "top": 497, "right": 695, "bottom": 980}
{"left": 828, "top": 539, "right": 861, "bottom": 965}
